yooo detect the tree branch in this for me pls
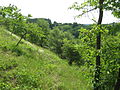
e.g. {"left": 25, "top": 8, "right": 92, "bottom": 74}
{"left": 76, "top": 7, "right": 97, "bottom": 18}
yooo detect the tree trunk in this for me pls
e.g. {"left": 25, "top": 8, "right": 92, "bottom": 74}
{"left": 114, "top": 68, "right": 120, "bottom": 90}
{"left": 94, "top": 0, "right": 104, "bottom": 90}
{"left": 16, "top": 32, "right": 27, "bottom": 46}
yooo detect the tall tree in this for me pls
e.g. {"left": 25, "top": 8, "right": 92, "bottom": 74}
{"left": 70, "top": 0, "right": 119, "bottom": 89}
{"left": 95, "top": 0, "right": 104, "bottom": 89}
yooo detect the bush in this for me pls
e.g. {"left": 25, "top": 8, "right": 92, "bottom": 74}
{"left": 62, "top": 39, "right": 84, "bottom": 66}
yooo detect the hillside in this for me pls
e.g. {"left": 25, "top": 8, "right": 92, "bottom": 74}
{"left": 0, "top": 26, "right": 92, "bottom": 90}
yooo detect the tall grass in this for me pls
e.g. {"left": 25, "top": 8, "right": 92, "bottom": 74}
{"left": 0, "top": 26, "right": 92, "bottom": 90}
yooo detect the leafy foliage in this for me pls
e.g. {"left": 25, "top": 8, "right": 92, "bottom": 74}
{"left": 0, "top": 3, "right": 120, "bottom": 89}
{"left": 46, "top": 27, "right": 74, "bottom": 56}
{"left": 0, "top": 26, "right": 92, "bottom": 90}
{"left": 69, "top": 0, "right": 120, "bottom": 89}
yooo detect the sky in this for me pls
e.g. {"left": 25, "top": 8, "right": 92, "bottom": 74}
{"left": 0, "top": 0, "right": 119, "bottom": 24}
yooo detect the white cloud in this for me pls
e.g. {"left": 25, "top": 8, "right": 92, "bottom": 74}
{"left": 0, "top": 0, "right": 119, "bottom": 24}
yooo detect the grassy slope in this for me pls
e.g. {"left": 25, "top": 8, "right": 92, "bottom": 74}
{"left": 0, "top": 26, "right": 92, "bottom": 90}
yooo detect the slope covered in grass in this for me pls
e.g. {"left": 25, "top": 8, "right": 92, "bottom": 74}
{"left": 0, "top": 26, "right": 92, "bottom": 90}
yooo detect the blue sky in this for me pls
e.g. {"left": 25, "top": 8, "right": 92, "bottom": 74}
{"left": 0, "top": 0, "right": 119, "bottom": 24}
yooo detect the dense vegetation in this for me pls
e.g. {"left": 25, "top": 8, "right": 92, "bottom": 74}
{"left": 0, "top": 1, "right": 120, "bottom": 89}
{"left": 0, "top": 26, "right": 92, "bottom": 89}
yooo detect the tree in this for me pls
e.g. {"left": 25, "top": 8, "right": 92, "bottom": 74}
{"left": 0, "top": 5, "right": 32, "bottom": 46}
{"left": 95, "top": 0, "right": 104, "bottom": 89}
{"left": 70, "top": 0, "right": 120, "bottom": 89}
{"left": 25, "top": 23, "right": 44, "bottom": 45}
{"left": 46, "top": 27, "right": 74, "bottom": 56}
{"left": 27, "top": 18, "right": 50, "bottom": 47}
{"left": 62, "top": 39, "right": 84, "bottom": 66}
